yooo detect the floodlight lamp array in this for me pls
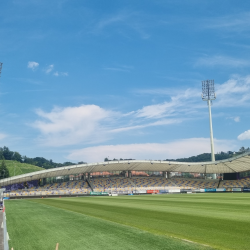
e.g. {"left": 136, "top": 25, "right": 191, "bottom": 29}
{"left": 201, "top": 79, "right": 216, "bottom": 101}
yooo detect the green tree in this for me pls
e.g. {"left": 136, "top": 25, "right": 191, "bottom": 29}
{"left": 239, "top": 147, "right": 246, "bottom": 153}
{"left": 12, "top": 152, "right": 22, "bottom": 162}
{"left": 0, "top": 157, "right": 9, "bottom": 179}
{"left": 2, "top": 146, "right": 13, "bottom": 160}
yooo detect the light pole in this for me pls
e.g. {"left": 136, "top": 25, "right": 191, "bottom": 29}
{"left": 0, "top": 62, "right": 3, "bottom": 78}
{"left": 0, "top": 64, "right": 3, "bottom": 194}
{"left": 202, "top": 80, "right": 216, "bottom": 179}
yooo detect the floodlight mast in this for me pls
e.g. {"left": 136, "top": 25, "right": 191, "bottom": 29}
{"left": 202, "top": 80, "right": 216, "bottom": 179}
{"left": 0, "top": 62, "right": 2, "bottom": 78}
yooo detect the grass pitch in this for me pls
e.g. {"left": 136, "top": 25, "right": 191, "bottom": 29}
{"left": 5, "top": 193, "right": 250, "bottom": 250}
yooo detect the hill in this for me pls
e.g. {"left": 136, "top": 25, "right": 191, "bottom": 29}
{"left": 0, "top": 146, "right": 77, "bottom": 170}
{"left": 5, "top": 160, "right": 44, "bottom": 177}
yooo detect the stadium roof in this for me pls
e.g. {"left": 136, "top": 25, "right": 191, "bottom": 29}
{"left": 1, "top": 152, "right": 250, "bottom": 186}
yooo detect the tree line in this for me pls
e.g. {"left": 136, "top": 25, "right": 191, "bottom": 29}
{"left": 165, "top": 147, "right": 249, "bottom": 162}
{"left": 0, "top": 146, "right": 81, "bottom": 170}
{"left": 103, "top": 147, "right": 249, "bottom": 163}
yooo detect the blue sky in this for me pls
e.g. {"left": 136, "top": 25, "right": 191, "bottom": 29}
{"left": 1, "top": 0, "right": 250, "bottom": 163}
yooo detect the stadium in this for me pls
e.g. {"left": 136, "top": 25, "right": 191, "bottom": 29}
{"left": 1, "top": 3, "right": 250, "bottom": 249}
{"left": 0, "top": 74, "right": 249, "bottom": 250}
{"left": 1, "top": 151, "right": 250, "bottom": 249}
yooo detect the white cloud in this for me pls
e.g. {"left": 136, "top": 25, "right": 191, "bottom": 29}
{"left": 32, "top": 105, "right": 115, "bottom": 146}
{"left": 31, "top": 103, "right": 182, "bottom": 147}
{"left": 27, "top": 61, "right": 39, "bottom": 70}
{"left": 27, "top": 62, "right": 67, "bottom": 76}
{"left": 215, "top": 75, "right": 250, "bottom": 107}
{"left": 103, "top": 64, "right": 133, "bottom": 72}
{"left": 110, "top": 119, "right": 180, "bottom": 133}
{"left": 136, "top": 102, "right": 177, "bottom": 119}
{"left": 45, "top": 64, "right": 54, "bottom": 74}
{"left": 234, "top": 117, "right": 240, "bottom": 122}
{"left": 67, "top": 138, "right": 236, "bottom": 162}
{"left": 31, "top": 75, "right": 250, "bottom": 149}
{"left": 53, "top": 71, "right": 68, "bottom": 77}
{"left": 135, "top": 75, "right": 250, "bottom": 119}
{"left": 135, "top": 88, "right": 200, "bottom": 119}
{"left": 238, "top": 130, "right": 250, "bottom": 140}
{"left": 205, "top": 12, "right": 250, "bottom": 32}
{"left": 44, "top": 65, "right": 67, "bottom": 76}
{"left": 94, "top": 11, "right": 150, "bottom": 39}
{"left": 195, "top": 55, "right": 249, "bottom": 68}
{"left": 97, "top": 13, "right": 127, "bottom": 29}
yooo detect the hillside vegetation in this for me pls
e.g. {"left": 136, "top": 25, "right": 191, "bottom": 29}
{"left": 166, "top": 149, "right": 248, "bottom": 162}
{"left": 5, "top": 161, "right": 44, "bottom": 177}
{"left": 0, "top": 146, "right": 78, "bottom": 170}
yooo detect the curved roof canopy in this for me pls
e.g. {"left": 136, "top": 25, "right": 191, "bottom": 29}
{"left": 1, "top": 152, "right": 250, "bottom": 186}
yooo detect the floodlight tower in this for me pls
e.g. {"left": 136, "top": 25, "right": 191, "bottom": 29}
{"left": 202, "top": 80, "right": 216, "bottom": 179}
{"left": 0, "top": 62, "right": 2, "bottom": 78}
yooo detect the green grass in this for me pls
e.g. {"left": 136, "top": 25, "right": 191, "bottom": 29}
{"left": 5, "top": 193, "right": 250, "bottom": 250}
{"left": 6, "top": 160, "right": 44, "bottom": 177}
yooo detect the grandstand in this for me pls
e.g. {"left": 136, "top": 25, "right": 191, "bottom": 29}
{"left": 7, "top": 180, "right": 91, "bottom": 197}
{"left": 171, "top": 178, "right": 219, "bottom": 189}
{"left": 92, "top": 177, "right": 133, "bottom": 193}
{"left": 1, "top": 151, "right": 250, "bottom": 197}
{"left": 219, "top": 177, "right": 250, "bottom": 188}
{"left": 3, "top": 175, "right": 250, "bottom": 197}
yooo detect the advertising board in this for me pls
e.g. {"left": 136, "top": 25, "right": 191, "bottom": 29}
{"left": 134, "top": 190, "right": 147, "bottom": 194}
{"left": 243, "top": 188, "right": 250, "bottom": 192}
{"left": 216, "top": 188, "right": 226, "bottom": 192}
{"left": 193, "top": 189, "right": 201, "bottom": 192}
{"left": 147, "top": 190, "right": 159, "bottom": 194}
{"left": 90, "top": 192, "right": 109, "bottom": 196}
{"left": 232, "top": 188, "right": 242, "bottom": 192}
{"left": 169, "top": 189, "right": 180, "bottom": 193}
{"left": 180, "top": 189, "right": 192, "bottom": 193}
{"left": 205, "top": 189, "right": 216, "bottom": 192}
{"left": 159, "top": 190, "right": 169, "bottom": 193}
